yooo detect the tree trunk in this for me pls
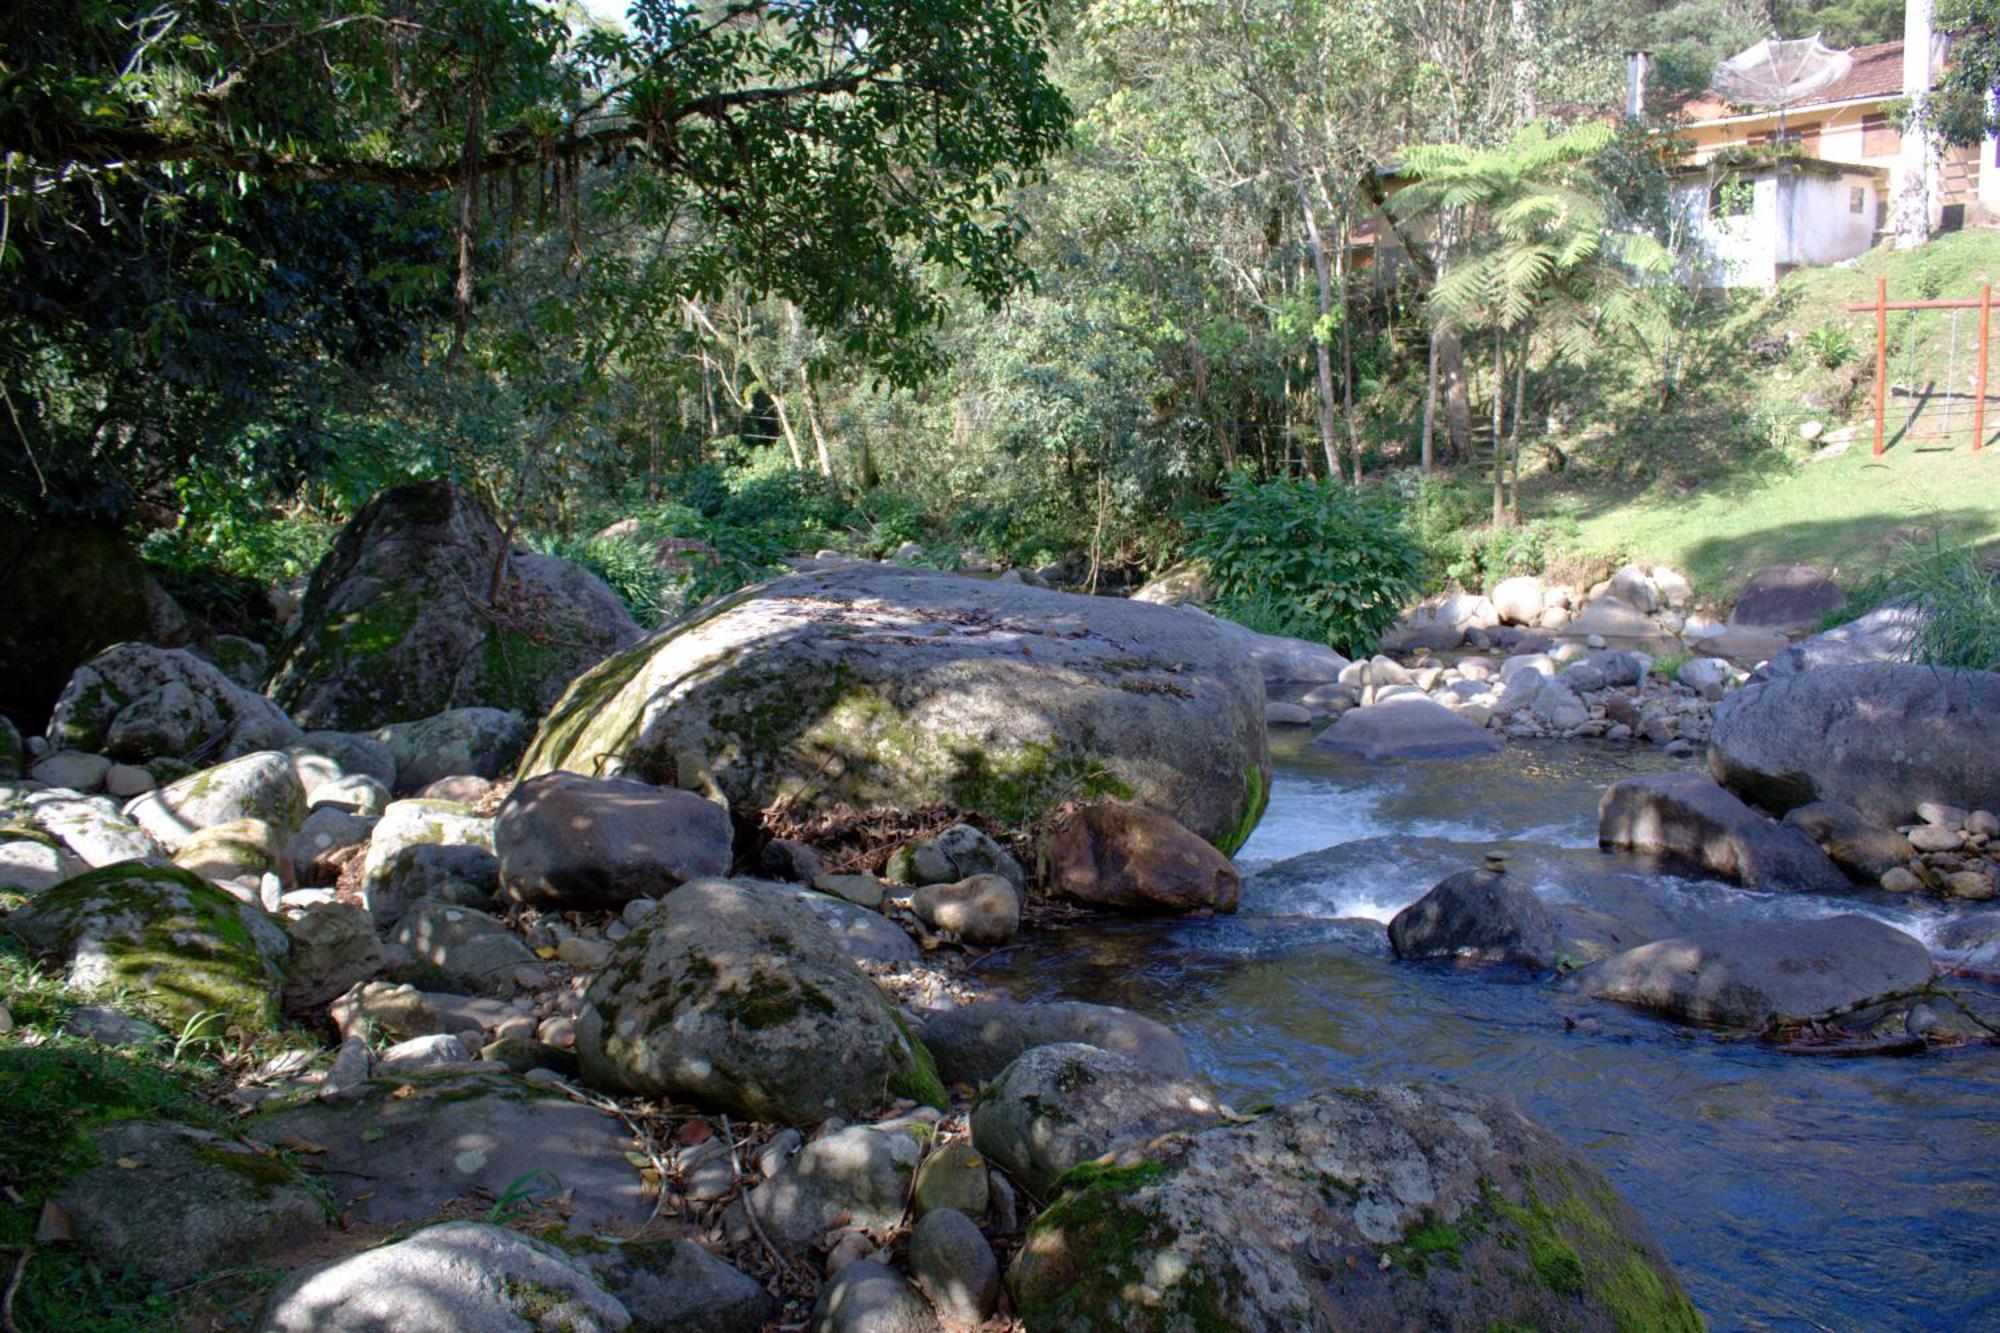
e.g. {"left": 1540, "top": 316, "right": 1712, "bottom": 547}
{"left": 1491, "top": 331, "right": 1506, "bottom": 528}
{"left": 1421, "top": 326, "right": 1439, "bottom": 473}
{"left": 1294, "top": 175, "right": 1344, "bottom": 482}
{"left": 1441, "top": 328, "right": 1472, "bottom": 461}
{"left": 1509, "top": 331, "right": 1529, "bottom": 523}
{"left": 801, "top": 370, "right": 834, "bottom": 479}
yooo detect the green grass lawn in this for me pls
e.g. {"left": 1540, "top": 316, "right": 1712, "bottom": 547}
{"left": 1565, "top": 435, "right": 2000, "bottom": 599}
{"left": 1521, "top": 230, "right": 2000, "bottom": 601}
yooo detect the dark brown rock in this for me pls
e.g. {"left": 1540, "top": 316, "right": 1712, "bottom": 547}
{"left": 1040, "top": 801, "right": 1240, "bottom": 913}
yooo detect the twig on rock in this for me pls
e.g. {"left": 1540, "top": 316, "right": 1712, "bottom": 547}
{"left": 721, "top": 1114, "right": 794, "bottom": 1281}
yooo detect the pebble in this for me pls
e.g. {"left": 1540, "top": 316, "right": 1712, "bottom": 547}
{"left": 622, "top": 897, "right": 661, "bottom": 927}
{"left": 1909, "top": 825, "right": 1964, "bottom": 853}
{"left": 377, "top": 1033, "right": 472, "bottom": 1072}
{"left": 824, "top": 1230, "right": 878, "bottom": 1276}
{"left": 758, "top": 1128, "right": 803, "bottom": 1178}
{"left": 555, "top": 935, "right": 610, "bottom": 969}
{"left": 1918, "top": 801, "right": 1970, "bottom": 829}
{"left": 537, "top": 1015, "right": 576, "bottom": 1048}
{"left": 1880, "top": 866, "right": 1925, "bottom": 894}
{"left": 684, "top": 1154, "right": 737, "bottom": 1202}
{"left": 1969, "top": 811, "right": 2000, "bottom": 839}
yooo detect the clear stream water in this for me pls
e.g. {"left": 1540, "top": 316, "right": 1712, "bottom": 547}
{"left": 982, "top": 734, "right": 2000, "bottom": 1331}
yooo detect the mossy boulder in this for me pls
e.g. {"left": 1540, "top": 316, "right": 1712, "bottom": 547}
{"left": 519, "top": 564, "right": 1270, "bottom": 847}
{"left": 575, "top": 877, "right": 944, "bottom": 1124}
{"left": 55, "top": 1119, "right": 324, "bottom": 1286}
{"left": 1011, "top": 1082, "right": 1701, "bottom": 1333}
{"left": 7, "top": 789, "right": 165, "bottom": 867}
{"left": 47, "top": 642, "right": 302, "bottom": 763}
{"left": 0, "top": 518, "right": 189, "bottom": 732}
{"left": 268, "top": 480, "right": 640, "bottom": 730}
{"left": 173, "top": 817, "right": 284, "bottom": 883}
{"left": 374, "top": 706, "right": 529, "bottom": 794}
{"left": 3, "top": 862, "right": 287, "bottom": 1034}
{"left": 125, "top": 750, "right": 307, "bottom": 852}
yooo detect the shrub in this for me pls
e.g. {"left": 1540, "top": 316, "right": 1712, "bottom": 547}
{"left": 1845, "top": 539, "right": 2000, "bottom": 671}
{"left": 1184, "top": 473, "right": 1426, "bottom": 656}
{"left": 536, "top": 531, "right": 673, "bottom": 627}
{"left": 1802, "top": 322, "right": 1857, "bottom": 370}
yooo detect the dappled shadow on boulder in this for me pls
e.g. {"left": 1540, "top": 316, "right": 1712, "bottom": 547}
{"left": 268, "top": 480, "right": 639, "bottom": 730}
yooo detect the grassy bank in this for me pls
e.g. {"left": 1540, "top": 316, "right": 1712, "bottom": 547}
{"left": 1525, "top": 230, "right": 2000, "bottom": 600}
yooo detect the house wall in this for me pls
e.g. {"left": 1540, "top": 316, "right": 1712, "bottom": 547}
{"left": 1672, "top": 174, "right": 1779, "bottom": 288}
{"left": 1776, "top": 171, "right": 1880, "bottom": 265}
{"left": 1672, "top": 169, "right": 1880, "bottom": 288}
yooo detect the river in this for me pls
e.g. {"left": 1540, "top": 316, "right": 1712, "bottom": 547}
{"left": 981, "top": 734, "right": 2000, "bottom": 1330}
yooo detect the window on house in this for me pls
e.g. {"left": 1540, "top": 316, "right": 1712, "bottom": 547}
{"left": 1709, "top": 178, "right": 1754, "bottom": 218}
{"left": 1862, "top": 114, "right": 1901, "bottom": 155}
{"left": 1850, "top": 186, "right": 1866, "bottom": 213}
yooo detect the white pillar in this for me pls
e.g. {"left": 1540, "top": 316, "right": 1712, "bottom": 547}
{"left": 1892, "top": 0, "right": 1937, "bottom": 247}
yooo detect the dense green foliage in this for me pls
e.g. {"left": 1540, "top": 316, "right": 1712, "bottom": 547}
{"left": 1845, "top": 542, "right": 2000, "bottom": 671}
{"left": 1186, "top": 473, "right": 1426, "bottom": 653}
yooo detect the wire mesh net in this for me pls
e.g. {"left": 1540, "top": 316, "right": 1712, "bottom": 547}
{"left": 1709, "top": 36, "right": 1853, "bottom": 108}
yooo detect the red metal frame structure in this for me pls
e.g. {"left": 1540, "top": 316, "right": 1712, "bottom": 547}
{"left": 1848, "top": 276, "right": 1992, "bottom": 456}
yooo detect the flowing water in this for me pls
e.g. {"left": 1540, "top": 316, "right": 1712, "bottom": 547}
{"left": 982, "top": 734, "right": 2000, "bottom": 1331}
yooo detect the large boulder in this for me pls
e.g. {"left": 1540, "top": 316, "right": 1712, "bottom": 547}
{"left": 4, "top": 862, "right": 286, "bottom": 1033}
{"left": 495, "top": 771, "right": 733, "bottom": 909}
{"left": 1010, "top": 1082, "right": 1700, "bottom": 1332}
{"left": 918, "top": 998, "right": 1191, "bottom": 1087}
{"left": 46, "top": 643, "right": 302, "bottom": 763}
{"left": 1708, "top": 663, "right": 2000, "bottom": 826}
{"left": 257, "top": 1221, "right": 629, "bottom": 1333}
{"left": 268, "top": 481, "right": 640, "bottom": 730}
{"left": 575, "top": 878, "right": 944, "bottom": 1123}
{"left": 518, "top": 565, "right": 1270, "bottom": 851}
{"left": 1388, "top": 862, "right": 1561, "bottom": 969}
{"left": 390, "top": 899, "right": 544, "bottom": 997}
{"left": 56, "top": 1120, "right": 323, "bottom": 1286}
{"left": 970, "top": 1043, "right": 1220, "bottom": 1196}
{"left": 1752, "top": 603, "right": 1922, "bottom": 682}
{"left": 1039, "top": 801, "right": 1240, "bottom": 914}
{"left": 0, "top": 519, "right": 187, "bottom": 731}
{"left": 1598, "top": 772, "right": 1850, "bottom": 893}
{"left": 1572, "top": 914, "right": 1934, "bottom": 1028}
{"left": 1729, "top": 563, "right": 1846, "bottom": 634}
{"left": 1490, "top": 575, "right": 1547, "bottom": 626}
{"left": 1313, "top": 692, "right": 1500, "bottom": 759}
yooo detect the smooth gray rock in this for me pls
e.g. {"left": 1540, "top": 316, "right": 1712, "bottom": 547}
{"left": 970, "top": 1043, "right": 1220, "bottom": 1196}
{"left": 911, "top": 874, "right": 1020, "bottom": 945}
{"left": 124, "top": 750, "right": 306, "bottom": 851}
{"left": 1729, "top": 563, "right": 1846, "bottom": 632}
{"left": 1753, "top": 603, "right": 1923, "bottom": 681}
{"left": 517, "top": 564, "right": 1270, "bottom": 850}
{"left": 282, "top": 902, "right": 385, "bottom": 1013}
{"left": 298, "top": 730, "right": 399, "bottom": 786}
{"left": 746, "top": 1119, "right": 926, "bottom": 1254}
{"left": 59, "top": 1120, "right": 323, "bottom": 1286}
{"left": 589, "top": 1240, "right": 775, "bottom": 1333}
{"left": 11, "top": 791, "right": 168, "bottom": 866}
{"left": 1011, "top": 1083, "right": 1698, "bottom": 1331}
{"left": 389, "top": 899, "right": 544, "bottom": 997}
{"left": 29, "top": 749, "right": 110, "bottom": 791}
{"left": 0, "top": 830, "right": 85, "bottom": 896}
{"left": 375, "top": 708, "right": 532, "bottom": 795}
{"left": 249, "top": 1070, "right": 652, "bottom": 1232}
{"left": 63, "top": 1003, "right": 164, "bottom": 1046}
{"left": 810, "top": 1260, "right": 939, "bottom": 1333}
{"left": 378, "top": 1032, "right": 474, "bottom": 1072}
{"left": 575, "top": 879, "right": 942, "bottom": 1124}
{"left": 496, "top": 771, "right": 733, "bottom": 909}
{"left": 307, "top": 772, "right": 392, "bottom": 816}
{"left": 911, "top": 1141, "right": 991, "bottom": 1219}
{"left": 918, "top": 999, "right": 1191, "bottom": 1087}
{"left": 748, "top": 880, "right": 920, "bottom": 964}
{"left": 1783, "top": 800, "right": 1918, "bottom": 885}
{"left": 358, "top": 799, "right": 494, "bottom": 926}
{"left": 1314, "top": 692, "right": 1500, "bottom": 759}
{"left": 268, "top": 481, "right": 640, "bottom": 732}
{"left": 283, "top": 805, "right": 376, "bottom": 886}
{"left": 257, "top": 1220, "right": 629, "bottom": 1332}
{"left": 1709, "top": 663, "right": 2000, "bottom": 826}
{"left": 1388, "top": 864, "right": 1561, "bottom": 969}
{"left": 1574, "top": 914, "right": 1934, "bottom": 1028}
{"left": 1599, "top": 772, "right": 1851, "bottom": 893}
{"left": 908, "top": 1207, "right": 998, "bottom": 1323}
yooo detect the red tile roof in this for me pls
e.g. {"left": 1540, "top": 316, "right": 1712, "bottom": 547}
{"left": 1685, "top": 39, "right": 1909, "bottom": 121}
